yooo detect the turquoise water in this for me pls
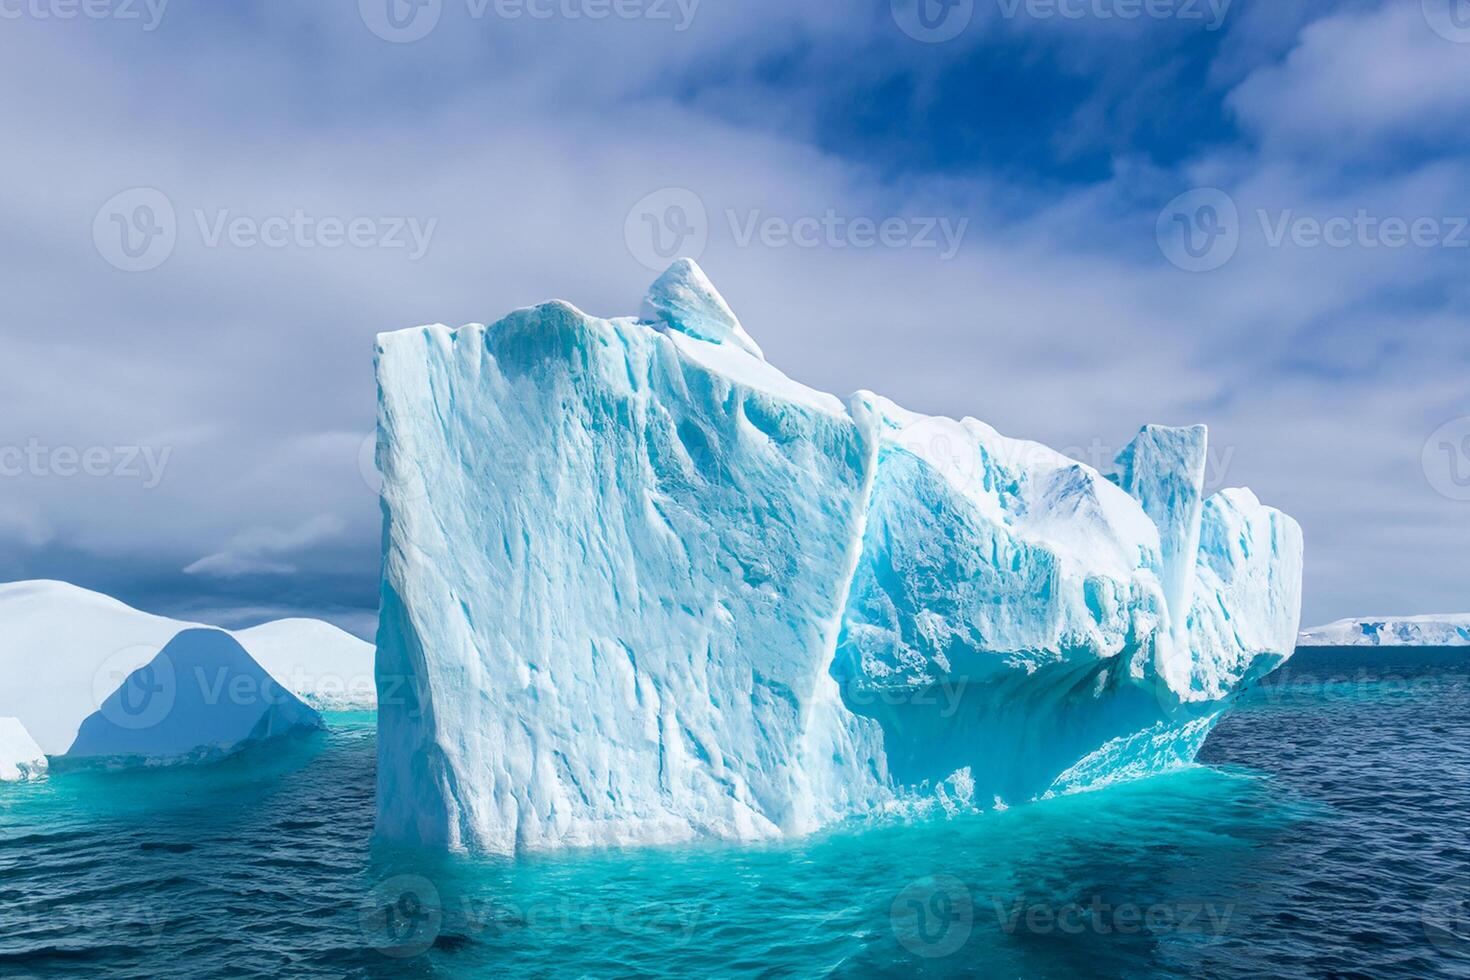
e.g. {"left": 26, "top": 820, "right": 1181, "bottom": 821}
{"left": 2, "top": 651, "right": 1467, "bottom": 978}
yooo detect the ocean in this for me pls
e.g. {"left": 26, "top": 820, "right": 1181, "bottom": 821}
{"left": 2, "top": 648, "right": 1467, "bottom": 978}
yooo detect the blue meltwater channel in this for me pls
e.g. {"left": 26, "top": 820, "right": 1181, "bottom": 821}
{"left": 1, "top": 649, "right": 1467, "bottom": 978}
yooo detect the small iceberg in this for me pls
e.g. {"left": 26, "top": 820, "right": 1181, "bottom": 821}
{"left": 0, "top": 580, "right": 373, "bottom": 771}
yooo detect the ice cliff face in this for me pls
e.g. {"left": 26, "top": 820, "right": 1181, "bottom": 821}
{"left": 373, "top": 260, "right": 1304, "bottom": 854}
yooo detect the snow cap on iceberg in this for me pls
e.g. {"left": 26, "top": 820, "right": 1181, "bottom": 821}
{"left": 642, "top": 258, "right": 765, "bottom": 360}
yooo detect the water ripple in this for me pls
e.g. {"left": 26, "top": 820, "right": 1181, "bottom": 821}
{"left": 0, "top": 650, "right": 1466, "bottom": 978}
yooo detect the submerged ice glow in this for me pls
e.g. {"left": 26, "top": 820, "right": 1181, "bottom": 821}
{"left": 372, "top": 260, "right": 1304, "bottom": 854}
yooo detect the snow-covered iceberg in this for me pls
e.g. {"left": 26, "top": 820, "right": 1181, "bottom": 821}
{"left": 234, "top": 619, "right": 377, "bottom": 710}
{"left": 0, "top": 717, "right": 47, "bottom": 782}
{"left": 65, "top": 627, "right": 320, "bottom": 765}
{"left": 372, "top": 259, "right": 1304, "bottom": 854}
{"left": 0, "top": 580, "right": 373, "bottom": 768}
{"left": 1299, "top": 615, "right": 1470, "bottom": 647}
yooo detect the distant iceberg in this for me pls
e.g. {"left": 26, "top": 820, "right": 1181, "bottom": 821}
{"left": 234, "top": 618, "right": 377, "bottom": 711}
{"left": 0, "top": 580, "right": 375, "bottom": 771}
{"left": 372, "top": 259, "right": 1304, "bottom": 855}
{"left": 1299, "top": 615, "right": 1470, "bottom": 647}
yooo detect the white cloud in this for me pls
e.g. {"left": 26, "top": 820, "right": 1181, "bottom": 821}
{"left": 1, "top": 1, "right": 1467, "bottom": 626}
{"left": 184, "top": 515, "right": 347, "bottom": 578}
{"left": 1228, "top": 2, "right": 1470, "bottom": 151}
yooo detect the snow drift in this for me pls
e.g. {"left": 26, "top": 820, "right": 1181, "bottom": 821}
{"left": 372, "top": 259, "right": 1304, "bottom": 854}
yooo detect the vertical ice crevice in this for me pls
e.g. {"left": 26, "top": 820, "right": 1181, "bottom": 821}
{"left": 1111, "top": 424, "right": 1208, "bottom": 691}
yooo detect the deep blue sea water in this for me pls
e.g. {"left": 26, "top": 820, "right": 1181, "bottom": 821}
{"left": 2, "top": 649, "right": 1467, "bottom": 978}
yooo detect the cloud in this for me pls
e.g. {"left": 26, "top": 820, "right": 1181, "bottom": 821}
{"left": 184, "top": 515, "right": 347, "bottom": 579}
{"left": 1228, "top": 2, "right": 1470, "bottom": 154}
{"left": 1, "top": 0, "right": 1466, "bottom": 632}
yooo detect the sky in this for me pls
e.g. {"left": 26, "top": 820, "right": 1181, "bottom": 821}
{"left": 1, "top": 0, "right": 1467, "bottom": 638}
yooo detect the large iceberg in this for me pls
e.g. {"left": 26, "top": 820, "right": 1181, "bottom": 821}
{"left": 1299, "top": 615, "right": 1470, "bottom": 647}
{"left": 373, "top": 259, "right": 1304, "bottom": 854}
{"left": 0, "top": 581, "right": 373, "bottom": 768}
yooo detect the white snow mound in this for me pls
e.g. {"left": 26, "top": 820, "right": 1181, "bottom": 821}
{"left": 234, "top": 619, "right": 376, "bottom": 710}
